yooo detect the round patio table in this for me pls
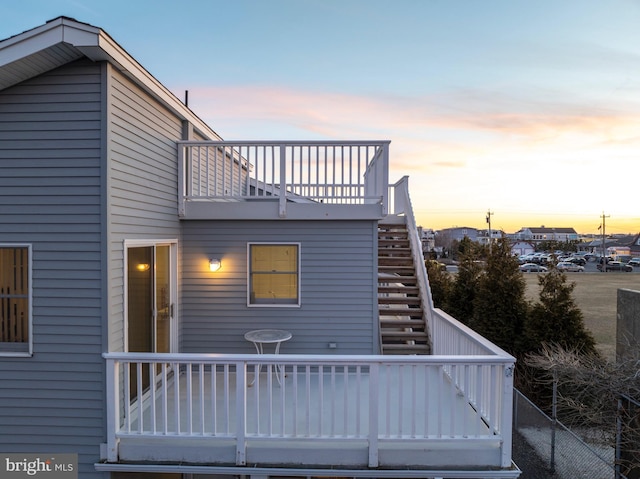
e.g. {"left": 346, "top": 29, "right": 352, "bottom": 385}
{"left": 244, "top": 329, "right": 292, "bottom": 386}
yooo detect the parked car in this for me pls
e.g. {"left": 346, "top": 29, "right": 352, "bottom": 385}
{"left": 597, "top": 261, "right": 633, "bottom": 272}
{"left": 556, "top": 261, "right": 584, "bottom": 272}
{"left": 566, "top": 257, "right": 586, "bottom": 266}
{"left": 520, "top": 263, "right": 548, "bottom": 273}
{"left": 628, "top": 258, "right": 640, "bottom": 267}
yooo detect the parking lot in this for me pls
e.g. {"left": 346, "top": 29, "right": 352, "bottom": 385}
{"left": 444, "top": 258, "right": 640, "bottom": 274}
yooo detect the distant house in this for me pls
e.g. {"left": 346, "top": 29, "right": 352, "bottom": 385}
{"left": 513, "top": 226, "right": 579, "bottom": 244}
{"left": 438, "top": 226, "right": 479, "bottom": 243}
{"left": 477, "top": 228, "right": 504, "bottom": 247}
{"left": 511, "top": 241, "right": 535, "bottom": 257}
{"left": 588, "top": 234, "right": 640, "bottom": 258}
{"left": 0, "top": 17, "right": 520, "bottom": 479}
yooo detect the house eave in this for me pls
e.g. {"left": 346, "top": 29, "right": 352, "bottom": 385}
{"left": 0, "top": 16, "right": 221, "bottom": 140}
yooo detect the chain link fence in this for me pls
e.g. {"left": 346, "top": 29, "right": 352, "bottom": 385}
{"left": 514, "top": 389, "right": 625, "bottom": 479}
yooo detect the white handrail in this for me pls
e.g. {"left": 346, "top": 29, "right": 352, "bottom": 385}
{"left": 177, "top": 141, "right": 390, "bottom": 217}
{"left": 390, "top": 176, "right": 435, "bottom": 333}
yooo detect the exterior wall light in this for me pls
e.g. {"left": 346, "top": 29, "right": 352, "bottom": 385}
{"left": 209, "top": 258, "right": 222, "bottom": 272}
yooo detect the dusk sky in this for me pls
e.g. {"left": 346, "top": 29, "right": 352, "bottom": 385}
{"left": 3, "top": 0, "right": 640, "bottom": 235}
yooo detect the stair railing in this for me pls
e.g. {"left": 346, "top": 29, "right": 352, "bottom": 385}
{"left": 390, "top": 176, "right": 434, "bottom": 339}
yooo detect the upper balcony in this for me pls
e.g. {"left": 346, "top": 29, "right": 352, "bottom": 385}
{"left": 177, "top": 141, "right": 390, "bottom": 220}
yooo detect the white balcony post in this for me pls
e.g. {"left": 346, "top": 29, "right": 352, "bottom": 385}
{"left": 380, "top": 143, "right": 389, "bottom": 215}
{"left": 279, "top": 144, "right": 287, "bottom": 217}
{"left": 177, "top": 144, "right": 186, "bottom": 217}
{"left": 105, "top": 357, "right": 119, "bottom": 462}
{"left": 368, "top": 363, "right": 379, "bottom": 467}
{"left": 236, "top": 361, "right": 247, "bottom": 465}
{"left": 501, "top": 364, "right": 515, "bottom": 468}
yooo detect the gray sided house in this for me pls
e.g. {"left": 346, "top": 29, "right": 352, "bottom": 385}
{"left": 0, "top": 17, "right": 520, "bottom": 479}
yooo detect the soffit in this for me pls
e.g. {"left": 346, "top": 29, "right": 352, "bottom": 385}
{"left": 0, "top": 17, "right": 221, "bottom": 140}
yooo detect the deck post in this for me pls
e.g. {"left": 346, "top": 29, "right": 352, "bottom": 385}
{"left": 177, "top": 144, "right": 186, "bottom": 217}
{"left": 279, "top": 144, "right": 287, "bottom": 217}
{"left": 236, "top": 361, "right": 247, "bottom": 465}
{"left": 105, "top": 357, "right": 120, "bottom": 462}
{"left": 501, "top": 364, "right": 515, "bottom": 468}
{"left": 368, "top": 363, "right": 379, "bottom": 467}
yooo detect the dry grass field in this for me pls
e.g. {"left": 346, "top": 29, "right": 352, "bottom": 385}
{"left": 523, "top": 272, "right": 640, "bottom": 360}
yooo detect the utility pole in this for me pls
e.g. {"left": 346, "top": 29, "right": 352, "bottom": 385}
{"left": 486, "top": 209, "right": 494, "bottom": 252}
{"left": 600, "top": 212, "right": 609, "bottom": 272}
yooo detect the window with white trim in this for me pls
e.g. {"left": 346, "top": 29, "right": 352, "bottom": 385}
{"left": 0, "top": 245, "right": 31, "bottom": 355}
{"left": 248, "top": 243, "right": 300, "bottom": 306}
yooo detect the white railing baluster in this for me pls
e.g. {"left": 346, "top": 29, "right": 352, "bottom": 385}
{"left": 149, "top": 362, "right": 156, "bottom": 434}
{"left": 122, "top": 362, "right": 131, "bottom": 434}
{"left": 174, "top": 362, "right": 181, "bottom": 434}
{"left": 368, "top": 362, "right": 379, "bottom": 467}
{"left": 280, "top": 366, "right": 286, "bottom": 436}
{"left": 437, "top": 365, "right": 443, "bottom": 437}
{"left": 292, "top": 365, "right": 299, "bottom": 436}
{"left": 186, "top": 363, "right": 193, "bottom": 435}
{"left": 355, "top": 365, "right": 361, "bottom": 436}
{"left": 198, "top": 363, "right": 205, "bottom": 434}
{"left": 211, "top": 365, "right": 220, "bottom": 431}
{"left": 330, "top": 365, "right": 336, "bottom": 436}
{"left": 399, "top": 365, "right": 405, "bottom": 437}
{"left": 161, "top": 363, "right": 168, "bottom": 435}
{"left": 136, "top": 362, "right": 143, "bottom": 434}
{"left": 411, "top": 364, "right": 417, "bottom": 438}
{"left": 318, "top": 364, "right": 323, "bottom": 436}
{"left": 385, "top": 364, "right": 391, "bottom": 438}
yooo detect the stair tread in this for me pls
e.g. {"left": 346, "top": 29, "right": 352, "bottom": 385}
{"left": 380, "top": 319, "right": 425, "bottom": 328}
{"left": 378, "top": 297, "right": 421, "bottom": 304}
{"left": 381, "top": 331, "right": 429, "bottom": 338}
{"left": 382, "top": 345, "right": 431, "bottom": 354}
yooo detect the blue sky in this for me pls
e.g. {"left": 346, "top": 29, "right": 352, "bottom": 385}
{"left": 3, "top": 0, "right": 640, "bottom": 233}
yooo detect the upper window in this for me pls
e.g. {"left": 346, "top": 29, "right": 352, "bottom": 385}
{"left": 0, "top": 245, "right": 32, "bottom": 356}
{"left": 248, "top": 243, "right": 300, "bottom": 306}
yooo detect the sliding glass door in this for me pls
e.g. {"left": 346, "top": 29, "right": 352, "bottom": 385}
{"left": 126, "top": 241, "right": 176, "bottom": 397}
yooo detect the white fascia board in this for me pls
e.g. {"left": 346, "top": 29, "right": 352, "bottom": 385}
{"left": 0, "top": 19, "right": 97, "bottom": 66}
{"left": 85, "top": 30, "right": 221, "bottom": 140}
{"left": 0, "top": 17, "right": 221, "bottom": 140}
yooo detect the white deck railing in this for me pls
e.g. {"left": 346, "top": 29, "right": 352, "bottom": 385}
{"left": 104, "top": 350, "right": 514, "bottom": 468}
{"left": 177, "top": 141, "right": 390, "bottom": 217}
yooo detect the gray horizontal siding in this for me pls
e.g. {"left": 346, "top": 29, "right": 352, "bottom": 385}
{"left": 0, "top": 59, "right": 105, "bottom": 478}
{"left": 107, "top": 65, "right": 184, "bottom": 355}
{"left": 181, "top": 220, "right": 377, "bottom": 355}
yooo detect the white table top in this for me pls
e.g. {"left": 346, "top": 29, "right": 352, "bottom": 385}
{"left": 244, "top": 329, "right": 292, "bottom": 344}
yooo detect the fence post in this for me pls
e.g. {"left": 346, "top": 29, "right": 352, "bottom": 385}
{"left": 616, "top": 397, "right": 622, "bottom": 479}
{"left": 551, "top": 372, "right": 557, "bottom": 471}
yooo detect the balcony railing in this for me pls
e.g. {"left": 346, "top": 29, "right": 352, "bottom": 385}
{"left": 103, "top": 312, "right": 515, "bottom": 473}
{"left": 177, "top": 141, "right": 390, "bottom": 218}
